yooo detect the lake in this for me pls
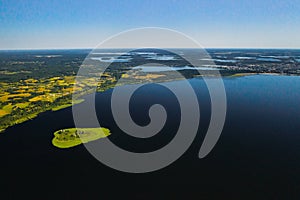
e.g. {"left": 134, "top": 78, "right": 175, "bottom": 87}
{"left": 1, "top": 74, "right": 300, "bottom": 199}
{"left": 132, "top": 65, "right": 221, "bottom": 72}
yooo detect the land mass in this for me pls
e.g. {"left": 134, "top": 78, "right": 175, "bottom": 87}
{"left": 52, "top": 127, "right": 111, "bottom": 148}
{"left": 1, "top": 49, "right": 300, "bottom": 132}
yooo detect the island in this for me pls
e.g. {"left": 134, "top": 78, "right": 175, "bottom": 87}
{"left": 52, "top": 127, "right": 111, "bottom": 148}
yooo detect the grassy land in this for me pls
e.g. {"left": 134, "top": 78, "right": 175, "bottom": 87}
{"left": 12, "top": 113, "right": 38, "bottom": 125}
{"left": 0, "top": 96, "right": 86, "bottom": 133}
{"left": 0, "top": 73, "right": 114, "bottom": 132}
{"left": 228, "top": 73, "right": 258, "bottom": 77}
{"left": 51, "top": 99, "right": 84, "bottom": 111}
{"left": 52, "top": 127, "right": 111, "bottom": 148}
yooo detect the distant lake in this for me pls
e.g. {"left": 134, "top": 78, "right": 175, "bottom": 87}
{"left": 1, "top": 74, "right": 300, "bottom": 198}
{"left": 132, "top": 65, "right": 221, "bottom": 72}
{"left": 201, "top": 58, "right": 237, "bottom": 63}
{"left": 257, "top": 57, "right": 281, "bottom": 62}
{"left": 91, "top": 56, "right": 132, "bottom": 62}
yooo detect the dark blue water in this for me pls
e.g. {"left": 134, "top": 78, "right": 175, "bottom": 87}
{"left": 1, "top": 75, "right": 300, "bottom": 199}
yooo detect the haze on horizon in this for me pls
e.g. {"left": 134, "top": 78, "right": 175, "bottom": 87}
{"left": 0, "top": 0, "right": 300, "bottom": 50}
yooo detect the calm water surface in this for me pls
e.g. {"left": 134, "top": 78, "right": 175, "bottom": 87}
{"left": 1, "top": 75, "right": 300, "bottom": 199}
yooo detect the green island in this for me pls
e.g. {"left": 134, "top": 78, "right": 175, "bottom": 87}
{"left": 52, "top": 127, "right": 111, "bottom": 148}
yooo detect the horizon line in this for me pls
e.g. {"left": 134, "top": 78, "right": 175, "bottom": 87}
{"left": 1, "top": 47, "right": 300, "bottom": 51}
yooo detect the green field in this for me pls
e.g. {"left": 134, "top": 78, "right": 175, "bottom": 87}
{"left": 51, "top": 99, "right": 84, "bottom": 111}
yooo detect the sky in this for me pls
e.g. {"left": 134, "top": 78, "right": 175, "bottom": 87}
{"left": 0, "top": 0, "right": 300, "bottom": 49}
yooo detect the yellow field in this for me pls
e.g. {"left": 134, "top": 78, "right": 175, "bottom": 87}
{"left": 0, "top": 73, "right": 117, "bottom": 132}
{"left": 63, "top": 76, "right": 75, "bottom": 83}
{"left": 0, "top": 102, "right": 29, "bottom": 117}
{"left": 36, "top": 87, "right": 50, "bottom": 93}
{"left": 1, "top": 96, "right": 9, "bottom": 102}
{"left": 72, "top": 86, "right": 83, "bottom": 92}
{"left": 0, "top": 93, "right": 31, "bottom": 102}
{"left": 0, "top": 92, "right": 10, "bottom": 102}
{"left": 29, "top": 94, "right": 57, "bottom": 102}
{"left": 15, "top": 102, "right": 30, "bottom": 108}
{"left": 134, "top": 74, "right": 165, "bottom": 79}
{"left": 49, "top": 77, "right": 61, "bottom": 81}
{"left": 0, "top": 110, "right": 9, "bottom": 117}
{"left": 16, "top": 89, "right": 26, "bottom": 93}
{"left": 18, "top": 86, "right": 29, "bottom": 89}
{"left": 62, "top": 87, "right": 75, "bottom": 93}
{"left": 121, "top": 74, "right": 130, "bottom": 78}
{"left": 13, "top": 98, "right": 22, "bottom": 101}
{"left": 2, "top": 104, "right": 13, "bottom": 112}
{"left": 24, "top": 78, "right": 38, "bottom": 83}
{"left": 0, "top": 104, "right": 13, "bottom": 117}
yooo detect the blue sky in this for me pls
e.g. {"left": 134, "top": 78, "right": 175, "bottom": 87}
{"left": 0, "top": 0, "right": 300, "bottom": 49}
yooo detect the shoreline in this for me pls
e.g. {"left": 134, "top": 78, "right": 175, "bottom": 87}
{"left": 0, "top": 71, "right": 297, "bottom": 133}
{"left": 0, "top": 98, "right": 85, "bottom": 133}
